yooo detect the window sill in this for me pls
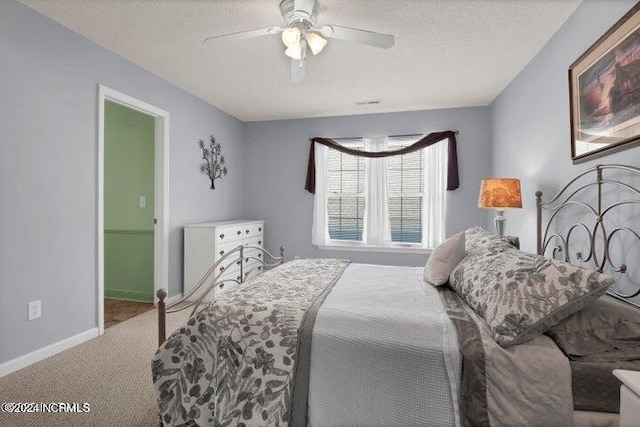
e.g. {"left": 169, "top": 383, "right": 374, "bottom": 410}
{"left": 315, "top": 242, "right": 433, "bottom": 254}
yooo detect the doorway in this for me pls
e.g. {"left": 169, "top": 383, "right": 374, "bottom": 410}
{"left": 98, "top": 85, "right": 169, "bottom": 335}
{"left": 104, "top": 101, "right": 154, "bottom": 326}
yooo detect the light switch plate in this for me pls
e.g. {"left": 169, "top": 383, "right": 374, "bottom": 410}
{"left": 139, "top": 195, "right": 146, "bottom": 208}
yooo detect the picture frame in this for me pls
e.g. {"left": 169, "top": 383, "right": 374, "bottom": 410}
{"left": 569, "top": 3, "right": 640, "bottom": 164}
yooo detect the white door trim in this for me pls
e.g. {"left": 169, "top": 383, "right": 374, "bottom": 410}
{"left": 97, "top": 85, "right": 169, "bottom": 335}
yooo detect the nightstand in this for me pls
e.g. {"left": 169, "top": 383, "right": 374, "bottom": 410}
{"left": 613, "top": 369, "right": 640, "bottom": 427}
{"left": 505, "top": 236, "right": 520, "bottom": 249}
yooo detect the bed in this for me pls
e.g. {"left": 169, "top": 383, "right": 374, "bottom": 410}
{"left": 152, "top": 164, "right": 640, "bottom": 426}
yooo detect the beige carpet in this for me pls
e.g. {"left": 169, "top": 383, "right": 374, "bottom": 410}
{"left": 0, "top": 308, "right": 190, "bottom": 427}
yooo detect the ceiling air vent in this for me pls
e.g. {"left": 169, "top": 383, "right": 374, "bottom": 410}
{"left": 355, "top": 100, "right": 382, "bottom": 106}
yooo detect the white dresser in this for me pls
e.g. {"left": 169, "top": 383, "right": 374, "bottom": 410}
{"left": 614, "top": 369, "right": 640, "bottom": 427}
{"left": 183, "top": 219, "right": 264, "bottom": 301}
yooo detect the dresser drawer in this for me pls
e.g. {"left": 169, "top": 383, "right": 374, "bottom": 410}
{"left": 241, "top": 222, "right": 263, "bottom": 240}
{"left": 198, "top": 272, "right": 240, "bottom": 301}
{"left": 214, "top": 241, "right": 242, "bottom": 262}
{"left": 244, "top": 247, "right": 264, "bottom": 264}
{"left": 216, "top": 264, "right": 240, "bottom": 293}
{"left": 243, "top": 260, "right": 263, "bottom": 281}
{"left": 244, "top": 235, "right": 263, "bottom": 248}
{"left": 212, "top": 260, "right": 240, "bottom": 280}
{"left": 215, "top": 225, "right": 244, "bottom": 244}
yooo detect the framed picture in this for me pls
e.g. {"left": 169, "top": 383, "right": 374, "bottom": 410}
{"left": 569, "top": 3, "right": 640, "bottom": 164}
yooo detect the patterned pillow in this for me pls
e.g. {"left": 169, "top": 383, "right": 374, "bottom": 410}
{"left": 464, "top": 226, "right": 519, "bottom": 252}
{"left": 449, "top": 241, "right": 614, "bottom": 347}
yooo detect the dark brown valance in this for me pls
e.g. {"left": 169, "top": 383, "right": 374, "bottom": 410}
{"left": 305, "top": 131, "right": 459, "bottom": 193}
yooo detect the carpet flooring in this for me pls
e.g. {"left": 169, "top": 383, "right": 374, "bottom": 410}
{"left": 0, "top": 307, "right": 190, "bottom": 427}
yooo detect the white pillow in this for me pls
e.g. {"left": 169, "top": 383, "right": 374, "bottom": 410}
{"left": 423, "top": 232, "right": 466, "bottom": 286}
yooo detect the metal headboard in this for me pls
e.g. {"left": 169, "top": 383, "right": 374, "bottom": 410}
{"left": 156, "top": 244, "right": 285, "bottom": 345}
{"left": 536, "top": 164, "right": 640, "bottom": 307}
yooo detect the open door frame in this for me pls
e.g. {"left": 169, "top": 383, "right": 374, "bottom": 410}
{"left": 97, "top": 85, "right": 169, "bottom": 335}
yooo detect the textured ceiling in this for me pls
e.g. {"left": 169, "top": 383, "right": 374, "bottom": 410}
{"left": 19, "top": 0, "right": 582, "bottom": 121}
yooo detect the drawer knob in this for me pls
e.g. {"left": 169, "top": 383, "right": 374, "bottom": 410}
{"left": 258, "top": 266, "right": 262, "bottom": 271}
{"left": 258, "top": 227, "right": 262, "bottom": 232}
{"left": 245, "top": 258, "right": 249, "bottom": 263}
{"left": 219, "top": 283, "right": 225, "bottom": 289}
{"left": 258, "top": 253, "right": 262, "bottom": 258}
{"left": 245, "top": 229, "right": 250, "bottom": 234}
{"left": 219, "top": 233, "right": 225, "bottom": 239}
{"left": 219, "top": 250, "right": 225, "bottom": 256}
{"left": 219, "top": 266, "right": 225, "bottom": 272}
{"left": 237, "top": 276, "right": 241, "bottom": 281}
{"left": 236, "top": 260, "right": 241, "bottom": 265}
{"left": 237, "top": 230, "right": 241, "bottom": 235}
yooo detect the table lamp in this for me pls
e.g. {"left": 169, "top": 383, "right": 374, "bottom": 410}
{"left": 478, "top": 178, "right": 522, "bottom": 236}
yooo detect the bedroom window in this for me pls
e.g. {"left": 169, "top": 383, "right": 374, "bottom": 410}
{"left": 327, "top": 139, "right": 366, "bottom": 241}
{"left": 388, "top": 137, "right": 424, "bottom": 244}
{"left": 312, "top": 135, "right": 447, "bottom": 252}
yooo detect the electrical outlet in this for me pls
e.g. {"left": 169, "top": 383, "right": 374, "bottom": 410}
{"left": 28, "top": 300, "right": 41, "bottom": 321}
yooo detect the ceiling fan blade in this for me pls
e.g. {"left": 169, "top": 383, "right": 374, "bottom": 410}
{"left": 291, "top": 59, "right": 305, "bottom": 83}
{"left": 203, "top": 26, "right": 282, "bottom": 43}
{"left": 320, "top": 25, "right": 395, "bottom": 49}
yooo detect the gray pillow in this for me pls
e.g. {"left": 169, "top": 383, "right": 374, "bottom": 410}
{"left": 449, "top": 241, "right": 614, "bottom": 347}
{"left": 424, "top": 232, "right": 465, "bottom": 286}
{"left": 547, "top": 295, "right": 640, "bottom": 362}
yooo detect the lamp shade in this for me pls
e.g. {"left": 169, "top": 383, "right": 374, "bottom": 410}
{"left": 478, "top": 178, "right": 522, "bottom": 209}
{"left": 285, "top": 43, "right": 303, "bottom": 59}
{"left": 281, "top": 27, "right": 302, "bottom": 48}
{"left": 306, "top": 32, "right": 327, "bottom": 55}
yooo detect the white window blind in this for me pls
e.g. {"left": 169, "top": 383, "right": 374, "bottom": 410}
{"left": 312, "top": 134, "right": 446, "bottom": 250}
{"left": 388, "top": 137, "right": 424, "bottom": 244}
{"left": 327, "top": 139, "right": 365, "bottom": 241}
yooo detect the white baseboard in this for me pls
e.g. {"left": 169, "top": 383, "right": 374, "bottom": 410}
{"left": 0, "top": 328, "right": 99, "bottom": 377}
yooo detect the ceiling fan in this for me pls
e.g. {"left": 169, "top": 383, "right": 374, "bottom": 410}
{"left": 203, "top": 0, "right": 395, "bottom": 83}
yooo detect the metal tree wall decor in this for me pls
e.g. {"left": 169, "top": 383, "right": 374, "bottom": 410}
{"left": 198, "top": 135, "right": 228, "bottom": 190}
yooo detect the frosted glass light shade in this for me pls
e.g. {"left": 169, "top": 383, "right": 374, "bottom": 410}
{"left": 281, "top": 27, "right": 301, "bottom": 48}
{"left": 306, "top": 32, "right": 327, "bottom": 55}
{"left": 285, "top": 43, "right": 303, "bottom": 60}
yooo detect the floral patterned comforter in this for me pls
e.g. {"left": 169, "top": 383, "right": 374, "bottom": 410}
{"left": 151, "top": 259, "right": 349, "bottom": 427}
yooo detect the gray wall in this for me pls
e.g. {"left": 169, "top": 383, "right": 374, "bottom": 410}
{"left": 244, "top": 107, "right": 492, "bottom": 266}
{"left": 490, "top": 0, "right": 639, "bottom": 253}
{"left": 8, "top": 0, "right": 630, "bottom": 368}
{"left": 0, "top": 1, "right": 244, "bottom": 364}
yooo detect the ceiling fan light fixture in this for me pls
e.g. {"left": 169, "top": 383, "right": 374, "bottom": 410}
{"left": 204, "top": 0, "right": 396, "bottom": 83}
{"left": 306, "top": 32, "right": 327, "bottom": 55}
{"left": 281, "top": 27, "right": 301, "bottom": 48}
{"left": 285, "top": 43, "right": 303, "bottom": 60}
